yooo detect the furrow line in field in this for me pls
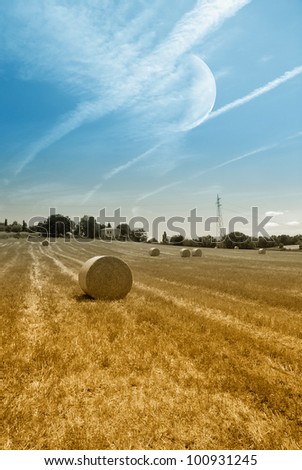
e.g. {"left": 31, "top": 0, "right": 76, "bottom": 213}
{"left": 17, "top": 244, "right": 47, "bottom": 352}
{"left": 48, "top": 246, "right": 84, "bottom": 265}
{"left": 68, "top": 241, "right": 133, "bottom": 258}
{"left": 0, "top": 243, "right": 22, "bottom": 278}
{"left": 134, "top": 282, "right": 302, "bottom": 354}
{"left": 152, "top": 276, "right": 301, "bottom": 320}
{"left": 53, "top": 243, "right": 64, "bottom": 253}
{"left": 64, "top": 244, "right": 78, "bottom": 252}
{"left": 39, "top": 245, "right": 78, "bottom": 282}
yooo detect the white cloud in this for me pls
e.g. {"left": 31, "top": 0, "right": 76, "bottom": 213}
{"left": 265, "top": 222, "right": 280, "bottom": 227}
{"left": 150, "top": 0, "right": 251, "bottom": 64}
{"left": 265, "top": 211, "right": 284, "bottom": 217}
{"left": 15, "top": 99, "right": 107, "bottom": 175}
{"left": 213, "top": 67, "right": 232, "bottom": 80}
{"left": 136, "top": 65, "right": 302, "bottom": 200}
{"left": 286, "top": 221, "right": 300, "bottom": 226}
{"left": 260, "top": 55, "right": 273, "bottom": 63}
{"left": 134, "top": 130, "right": 301, "bottom": 203}
{"left": 3, "top": 0, "right": 250, "bottom": 174}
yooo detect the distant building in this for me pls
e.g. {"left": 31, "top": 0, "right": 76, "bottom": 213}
{"left": 100, "top": 227, "right": 120, "bottom": 240}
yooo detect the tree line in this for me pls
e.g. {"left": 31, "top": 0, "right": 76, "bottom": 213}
{"left": 1, "top": 215, "right": 301, "bottom": 248}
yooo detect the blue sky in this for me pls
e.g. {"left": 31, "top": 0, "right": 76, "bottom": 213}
{"left": 0, "top": 0, "right": 301, "bottom": 237}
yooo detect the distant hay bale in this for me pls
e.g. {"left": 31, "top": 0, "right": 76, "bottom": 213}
{"left": 78, "top": 256, "right": 132, "bottom": 300}
{"left": 41, "top": 240, "right": 49, "bottom": 246}
{"left": 192, "top": 248, "right": 202, "bottom": 257}
{"left": 149, "top": 247, "right": 160, "bottom": 256}
{"left": 258, "top": 248, "right": 266, "bottom": 254}
{"left": 234, "top": 245, "right": 239, "bottom": 249}
{"left": 65, "top": 232, "right": 73, "bottom": 238}
{"left": 180, "top": 248, "right": 191, "bottom": 257}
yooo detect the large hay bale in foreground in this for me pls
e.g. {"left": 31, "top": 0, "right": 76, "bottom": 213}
{"left": 192, "top": 248, "right": 202, "bottom": 257}
{"left": 180, "top": 248, "right": 191, "bottom": 257}
{"left": 41, "top": 240, "right": 49, "bottom": 246}
{"left": 79, "top": 256, "right": 132, "bottom": 300}
{"left": 258, "top": 248, "right": 266, "bottom": 254}
{"left": 149, "top": 247, "right": 160, "bottom": 256}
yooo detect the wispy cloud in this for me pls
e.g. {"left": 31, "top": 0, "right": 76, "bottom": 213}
{"left": 81, "top": 183, "right": 103, "bottom": 206}
{"left": 194, "top": 144, "right": 277, "bottom": 177}
{"left": 265, "top": 222, "right": 280, "bottom": 227}
{"left": 150, "top": 0, "right": 251, "bottom": 63}
{"left": 260, "top": 55, "right": 273, "bottom": 63}
{"left": 103, "top": 145, "right": 161, "bottom": 181}
{"left": 206, "top": 65, "right": 302, "bottom": 121}
{"left": 15, "top": 99, "right": 107, "bottom": 175}
{"left": 135, "top": 66, "right": 302, "bottom": 203}
{"left": 213, "top": 67, "right": 232, "bottom": 80}
{"left": 80, "top": 145, "right": 161, "bottom": 204}
{"left": 285, "top": 130, "right": 302, "bottom": 141}
{"left": 286, "top": 221, "right": 300, "bottom": 226}
{"left": 265, "top": 211, "right": 284, "bottom": 217}
{"left": 136, "top": 130, "right": 301, "bottom": 202}
{"left": 137, "top": 181, "right": 182, "bottom": 203}
{"left": 136, "top": 145, "right": 272, "bottom": 202}
{"left": 4, "top": 0, "right": 250, "bottom": 174}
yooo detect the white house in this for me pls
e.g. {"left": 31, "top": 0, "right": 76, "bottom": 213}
{"left": 100, "top": 227, "right": 120, "bottom": 240}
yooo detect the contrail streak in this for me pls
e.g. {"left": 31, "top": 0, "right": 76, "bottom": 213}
{"left": 103, "top": 145, "right": 160, "bottom": 180}
{"left": 136, "top": 66, "right": 302, "bottom": 202}
{"left": 14, "top": 0, "right": 250, "bottom": 175}
{"left": 206, "top": 65, "right": 302, "bottom": 121}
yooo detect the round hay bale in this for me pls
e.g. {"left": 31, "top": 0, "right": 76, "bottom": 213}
{"left": 180, "top": 248, "right": 191, "bottom": 257}
{"left": 78, "top": 256, "right": 132, "bottom": 300}
{"left": 258, "top": 248, "right": 266, "bottom": 254}
{"left": 41, "top": 240, "right": 49, "bottom": 246}
{"left": 234, "top": 245, "right": 239, "bottom": 249}
{"left": 192, "top": 248, "right": 202, "bottom": 257}
{"left": 149, "top": 247, "right": 160, "bottom": 256}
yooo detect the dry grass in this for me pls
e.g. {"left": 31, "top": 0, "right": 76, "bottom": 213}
{"left": 2, "top": 239, "right": 302, "bottom": 450}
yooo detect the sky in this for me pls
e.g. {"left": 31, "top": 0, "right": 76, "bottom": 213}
{"left": 0, "top": 0, "right": 301, "bottom": 238}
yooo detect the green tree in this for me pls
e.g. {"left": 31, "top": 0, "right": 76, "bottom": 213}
{"left": 224, "top": 232, "right": 254, "bottom": 249}
{"left": 132, "top": 227, "right": 146, "bottom": 242}
{"left": 197, "top": 235, "right": 215, "bottom": 247}
{"left": 117, "top": 224, "right": 132, "bottom": 240}
{"left": 10, "top": 221, "right": 22, "bottom": 233}
{"left": 77, "top": 215, "right": 90, "bottom": 238}
{"left": 162, "top": 231, "right": 168, "bottom": 244}
{"left": 170, "top": 234, "right": 184, "bottom": 245}
{"left": 42, "top": 214, "right": 73, "bottom": 237}
{"left": 88, "top": 216, "right": 95, "bottom": 239}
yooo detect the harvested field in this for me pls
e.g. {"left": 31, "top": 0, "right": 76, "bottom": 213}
{"left": 2, "top": 239, "right": 302, "bottom": 450}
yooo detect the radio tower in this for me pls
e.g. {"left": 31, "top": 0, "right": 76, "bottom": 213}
{"left": 216, "top": 194, "right": 224, "bottom": 242}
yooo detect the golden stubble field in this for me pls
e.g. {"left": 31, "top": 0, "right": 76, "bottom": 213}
{"left": 1, "top": 238, "right": 302, "bottom": 450}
